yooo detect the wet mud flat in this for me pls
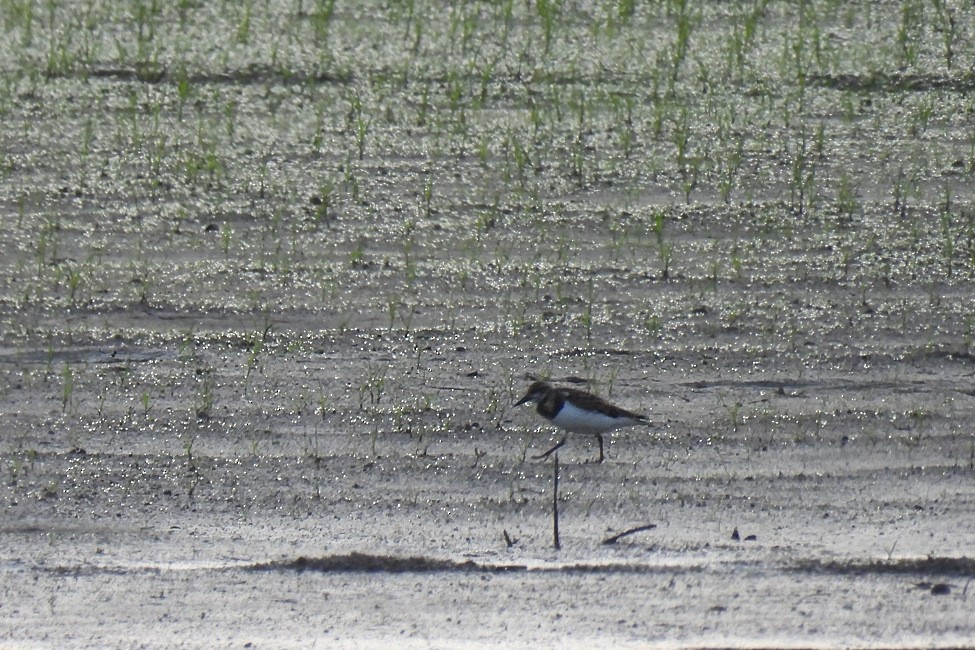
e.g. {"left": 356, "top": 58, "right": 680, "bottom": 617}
{"left": 2, "top": 1, "right": 975, "bottom": 647}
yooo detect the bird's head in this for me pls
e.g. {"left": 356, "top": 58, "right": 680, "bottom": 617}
{"left": 514, "top": 381, "right": 552, "bottom": 406}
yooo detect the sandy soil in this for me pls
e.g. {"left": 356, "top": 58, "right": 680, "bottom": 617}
{"left": 2, "top": 1, "right": 975, "bottom": 648}
{"left": 3, "top": 246, "right": 975, "bottom": 647}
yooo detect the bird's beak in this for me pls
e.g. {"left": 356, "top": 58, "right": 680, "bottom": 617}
{"left": 514, "top": 392, "right": 533, "bottom": 407}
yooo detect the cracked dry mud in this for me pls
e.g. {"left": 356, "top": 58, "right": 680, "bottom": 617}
{"left": 2, "top": 1, "right": 975, "bottom": 648}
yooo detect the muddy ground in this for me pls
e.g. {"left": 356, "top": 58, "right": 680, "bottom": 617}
{"left": 2, "top": 1, "right": 975, "bottom": 647}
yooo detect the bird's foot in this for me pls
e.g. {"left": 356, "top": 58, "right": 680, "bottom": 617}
{"left": 533, "top": 437, "right": 566, "bottom": 460}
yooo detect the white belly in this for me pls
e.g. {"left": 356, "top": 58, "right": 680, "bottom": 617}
{"left": 550, "top": 400, "right": 642, "bottom": 434}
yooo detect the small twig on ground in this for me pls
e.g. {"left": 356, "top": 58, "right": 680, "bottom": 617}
{"left": 502, "top": 529, "right": 516, "bottom": 548}
{"left": 470, "top": 447, "right": 486, "bottom": 469}
{"left": 601, "top": 523, "right": 657, "bottom": 545}
{"left": 886, "top": 540, "right": 898, "bottom": 561}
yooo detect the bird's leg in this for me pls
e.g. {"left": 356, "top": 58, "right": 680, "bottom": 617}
{"left": 596, "top": 433, "right": 605, "bottom": 463}
{"left": 533, "top": 436, "right": 566, "bottom": 460}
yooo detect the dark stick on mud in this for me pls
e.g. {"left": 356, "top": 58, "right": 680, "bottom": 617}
{"left": 552, "top": 453, "right": 561, "bottom": 550}
{"left": 503, "top": 529, "right": 516, "bottom": 548}
{"left": 601, "top": 523, "right": 657, "bottom": 545}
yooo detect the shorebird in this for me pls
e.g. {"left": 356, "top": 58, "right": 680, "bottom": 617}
{"left": 514, "top": 380, "right": 650, "bottom": 462}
